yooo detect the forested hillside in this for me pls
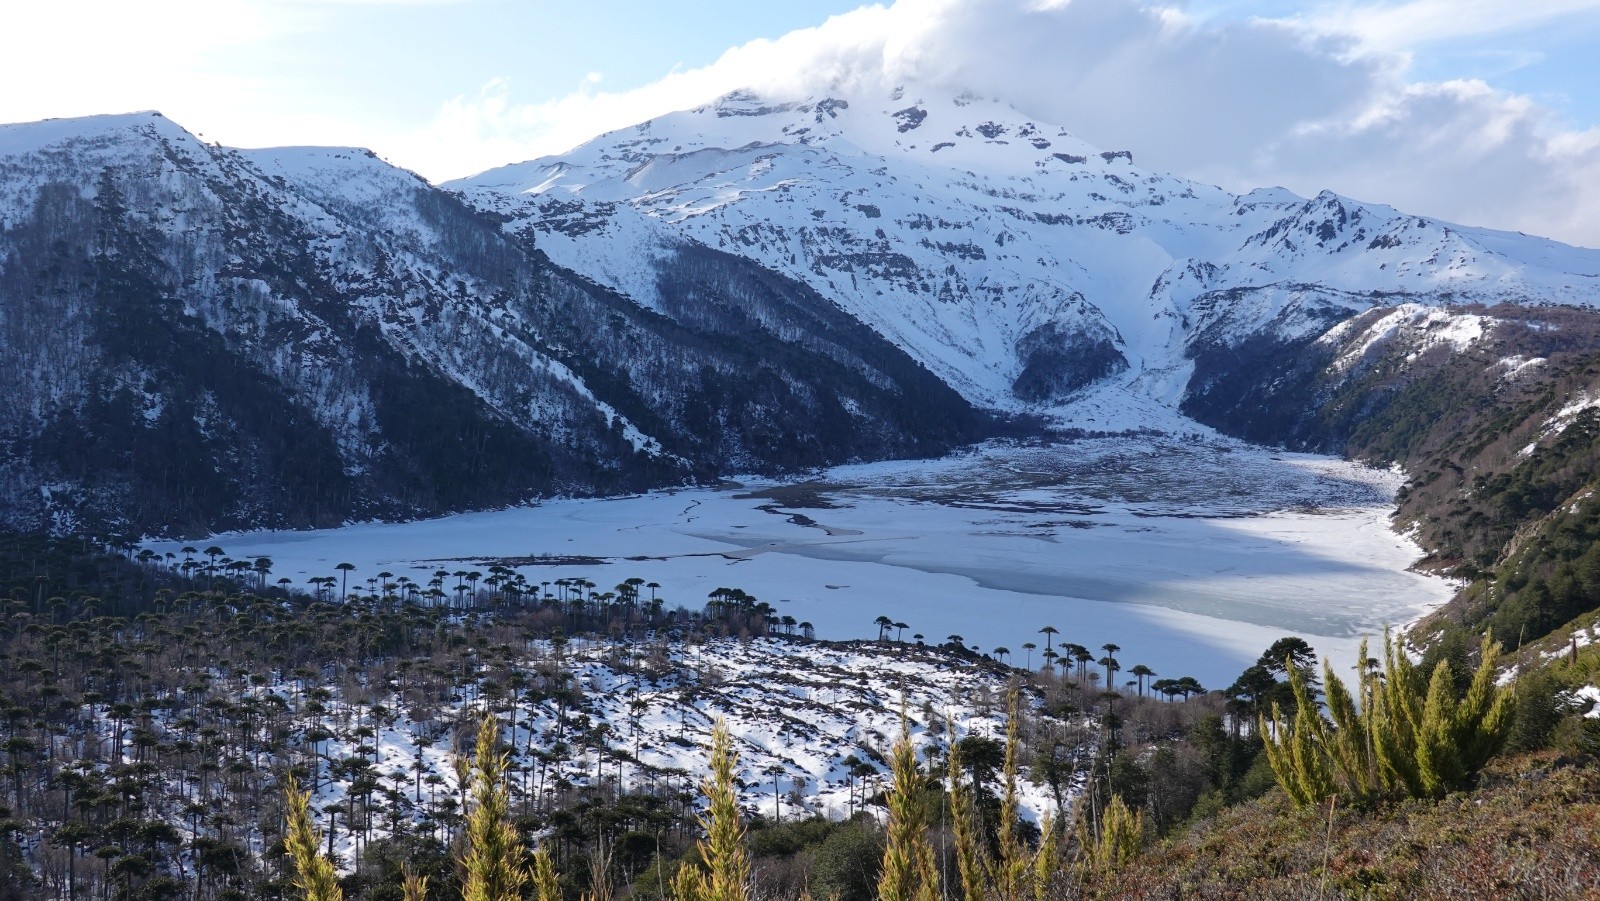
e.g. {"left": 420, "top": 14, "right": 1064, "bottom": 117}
{"left": 1185, "top": 303, "right": 1600, "bottom": 652}
{"left": 0, "top": 114, "right": 984, "bottom": 537}
{"left": 4, "top": 535, "right": 1595, "bottom": 899}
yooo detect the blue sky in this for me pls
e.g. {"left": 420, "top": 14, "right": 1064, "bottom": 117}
{"left": 3, "top": 0, "right": 1599, "bottom": 245}
{"left": 1209, "top": 1, "right": 1600, "bottom": 123}
{"left": 200, "top": 2, "right": 872, "bottom": 127}
{"left": 1414, "top": 25, "right": 1600, "bottom": 121}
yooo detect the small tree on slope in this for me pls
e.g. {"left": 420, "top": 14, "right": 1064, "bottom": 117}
{"left": 674, "top": 718, "right": 752, "bottom": 901}
{"left": 284, "top": 774, "right": 342, "bottom": 901}
{"left": 1262, "top": 631, "right": 1513, "bottom": 806}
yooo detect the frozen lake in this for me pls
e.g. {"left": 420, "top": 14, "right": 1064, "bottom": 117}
{"left": 148, "top": 436, "right": 1453, "bottom": 689}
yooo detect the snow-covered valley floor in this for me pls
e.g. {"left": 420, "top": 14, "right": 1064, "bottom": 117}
{"left": 148, "top": 434, "right": 1452, "bottom": 690}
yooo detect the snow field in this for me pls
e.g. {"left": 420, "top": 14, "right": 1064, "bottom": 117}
{"left": 112, "top": 638, "right": 1059, "bottom": 871}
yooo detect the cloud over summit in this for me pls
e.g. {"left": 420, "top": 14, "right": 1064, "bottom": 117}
{"left": 440, "top": 0, "right": 1600, "bottom": 247}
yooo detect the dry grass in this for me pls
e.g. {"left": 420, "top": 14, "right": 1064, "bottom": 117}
{"left": 1069, "top": 752, "right": 1600, "bottom": 900}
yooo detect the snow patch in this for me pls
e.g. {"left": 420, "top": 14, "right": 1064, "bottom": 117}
{"left": 1522, "top": 391, "right": 1600, "bottom": 456}
{"left": 1321, "top": 304, "right": 1491, "bottom": 374}
{"left": 1575, "top": 685, "right": 1600, "bottom": 718}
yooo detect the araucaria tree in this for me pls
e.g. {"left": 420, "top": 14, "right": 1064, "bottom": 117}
{"left": 1262, "top": 631, "right": 1514, "bottom": 806}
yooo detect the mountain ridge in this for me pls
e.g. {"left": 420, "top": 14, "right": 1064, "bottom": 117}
{"left": 453, "top": 84, "right": 1600, "bottom": 428}
{"left": 3, "top": 96, "right": 1600, "bottom": 552}
{"left": 0, "top": 109, "right": 983, "bottom": 536}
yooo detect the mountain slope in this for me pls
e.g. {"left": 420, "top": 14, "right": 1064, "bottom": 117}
{"left": 449, "top": 84, "right": 1600, "bottom": 650}
{"left": 453, "top": 86, "right": 1600, "bottom": 426}
{"left": 1182, "top": 300, "right": 1600, "bottom": 647}
{"left": 0, "top": 112, "right": 983, "bottom": 536}
{"left": 6, "top": 90, "right": 1600, "bottom": 590}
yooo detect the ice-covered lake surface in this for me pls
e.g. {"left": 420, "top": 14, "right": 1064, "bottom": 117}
{"left": 149, "top": 436, "right": 1453, "bottom": 689}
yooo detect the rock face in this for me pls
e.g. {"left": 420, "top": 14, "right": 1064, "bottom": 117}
{"left": 1012, "top": 319, "right": 1128, "bottom": 403}
{"left": 0, "top": 113, "right": 982, "bottom": 536}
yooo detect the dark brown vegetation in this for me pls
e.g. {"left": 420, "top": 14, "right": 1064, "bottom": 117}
{"left": 0, "top": 120, "right": 988, "bottom": 537}
{"left": 0, "top": 534, "right": 786, "bottom": 899}
{"left": 1100, "top": 752, "right": 1600, "bottom": 900}
{"left": 0, "top": 534, "right": 1256, "bottom": 900}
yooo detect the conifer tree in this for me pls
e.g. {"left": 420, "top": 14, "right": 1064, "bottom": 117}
{"left": 1030, "top": 813, "right": 1058, "bottom": 901}
{"left": 992, "top": 689, "right": 1030, "bottom": 901}
{"left": 459, "top": 712, "right": 530, "bottom": 901}
{"left": 942, "top": 688, "right": 1058, "bottom": 901}
{"left": 1454, "top": 632, "right": 1515, "bottom": 773}
{"left": 401, "top": 867, "right": 428, "bottom": 901}
{"left": 877, "top": 713, "right": 939, "bottom": 901}
{"left": 1373, "top": 631, "right": 1425, "bottom": 798}
{"left": 674, "top": 719, "right": 751, "bottom": 901}
{"left": 946, "top": 733, "right": 988, "bottom": 901}
{"left": 1264, "top": 631, "right": 1514, "bottom": 806}
{"left": 671, "top": 860, "right": 704, "bottom": 901}
{"left": 284, "top": 774, "right": 343, "bottom": 901}
{"left": 1416, "top": 660, "right": 1463, "bottom": 797}
{"left": 1320, "top": 639, "right": 1376, "bottom": 802}
{"left": 1259, "top": 658, "right": 1336, "bottom": 807}
{"left": 1080, "top": 794, "right": 1142, "bottom": 875}
{"left": 531, "top": 848, "right": 561, "bottom": 901}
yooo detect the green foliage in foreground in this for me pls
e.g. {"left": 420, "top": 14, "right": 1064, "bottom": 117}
{"left": 673, "top": 719, "right": 753, "bottom": 901}
{"left": 460, "top": 713, "right": 532, "bottom": 901}
{"left": 285, "top": 775, "right": 344, "bottom": 901}
{"left": 1261, "top": 631, "right": 1512, "bottom": 807}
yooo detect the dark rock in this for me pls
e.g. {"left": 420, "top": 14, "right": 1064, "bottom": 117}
{"left": 1011, "top": 321, "right": 1129, "bottom": 402}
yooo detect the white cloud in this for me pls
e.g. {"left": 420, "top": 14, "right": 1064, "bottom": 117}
{"left": 1291, "top": 0, "right": 1600, "bottom": 52}
{"left": 1250, "top": 79, "right": 1600, "bottom": 244}
{"left": 412, "top": 0, "right": 1600, "bottom": 248}
{"left": 0, "top": 0, "right": 461, "bottom": 150}
{"left": 401, "top": 2, "right": 913, "bottom": 179}
{"left": 0, "top": 1, "right": 300, "bottom": 123}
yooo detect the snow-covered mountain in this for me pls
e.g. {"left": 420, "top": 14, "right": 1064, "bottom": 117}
{"left": 5, "top": 88, "right": 1600, "bottom": 535}
{"left": 454, "top": 86, "right": 1600, "bottom": 428}
{"left": 0, "top": 112, "right": 980, "bottom": 535}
